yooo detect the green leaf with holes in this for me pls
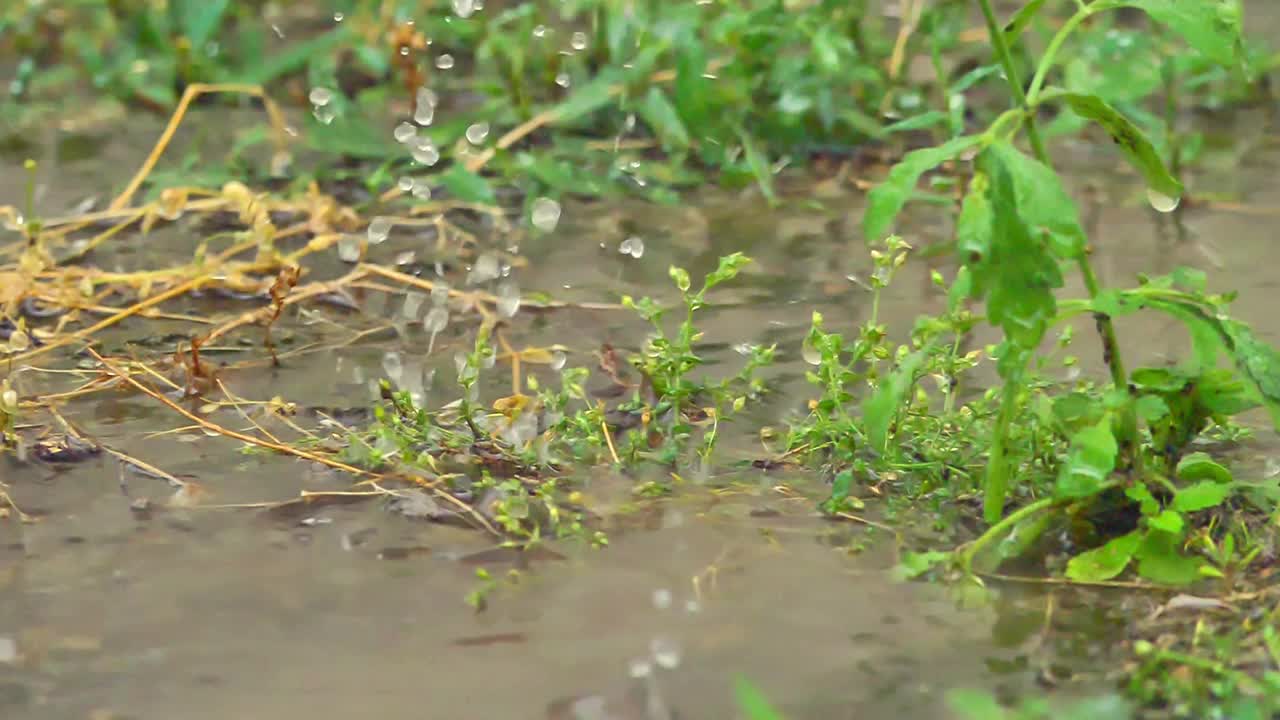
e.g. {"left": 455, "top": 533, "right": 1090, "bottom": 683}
{"left": 1057, "top": 93, "right": 1182, "bottom": 200}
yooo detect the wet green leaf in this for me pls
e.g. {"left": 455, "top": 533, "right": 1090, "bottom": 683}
{"left": 1057, "top": 92, "right": 1183, "bottom": 200}
{"left": 734, "top": 677, "right": 785, "bottom": 720}
{"left": 882, "top": 111, "right": 948, "bottom": 134}
{"left": 1176, "top": 452, "right": 1233, "bottom": 485}
{"left": 1173, "top": 480, "right": 1235, "bottom": 512}
{"left": 946, "top": 689, "right": 1009, "bottom": 720}
{"left": 1066, "top": 530, "right": 1141, "bottom": 582}
{"left": 1109, "top": 0, "right": 1243, "bottom": 66}
{"left": 820, "top": 469, "right": 855, "bottom": 516}
{"left": 242, "top": 27, "right": 351, "bottom": 84}
{"left": 863, "top": 134, "right": 983, "bottom": 241}
{"left": 985, "top": 141, "right": 1086, "bottom": 258}
{"left": 1056, "top": 420, "right": 1117, "bottom": 499}
{"left": 1003, "top": 0, "right": 1050, "bottom": 44}
{"left": 173, "top": 0, "right": 230, "bottom": 49}
{"left": 1136, "top": 530, "right": 1204, "bottom": 585}
{"left": 1148, "top": 510, "right": 1184, "bottom": 534}
{"left": 437, "top": 166, "right": 497, "bottom": 205}
{"left": 955, "top": 173, "right": 992, "bottom": 265}
{"left": 892, "top": 550, "right": 951, "bottom": 581}
{"left": 1221, "top": 318, "right": 1280, "bottom": 429}
{"left": 638, "top": 88, "right": 691, "bottom": 152}
{"left": 1126, "top": 483, "right": 1161, "bottom": 516}
{"left": 864, "top": 348, "right": 928, "bottom": 454}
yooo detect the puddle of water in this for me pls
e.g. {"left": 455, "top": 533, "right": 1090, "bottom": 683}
{"left": 2, "top": 23, "right": 1280, "bottom": 716}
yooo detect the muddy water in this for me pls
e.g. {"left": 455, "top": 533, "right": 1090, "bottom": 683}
{"left": 2, "top": 19, "right": 1280, "bottom": 720}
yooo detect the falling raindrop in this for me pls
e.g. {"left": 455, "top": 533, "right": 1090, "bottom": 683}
{"left": 496, "top": 281, "right": 521, "bottom": 318}
{"left": 801, "top": 336, "right": 821, "bottom": 365}
{"left": 555, "top": 72, "right": 571, "bottom": 88}
{"left": 414, "top": 88, "right": 436, "bottom": 126}
{"left": 649, "top": 636, "right": 681, "bottom": 669}
{"left": 402, "top": 291, "right": 426, "bottom": 320}
{"left": 394, "top": 122, "right": 417, "bottom": 144}
{"left": 308, "top": 87, "right": 333, "bottom": 107}
{"left": 336, "top": 236, "right": 361, "bottom": 263}
{"left": 424, "top": 306, "right": 449, "bottom": 334}
{"left": 367, "top": 217, "right": 393, "bottom": 244}
{"left": 382, "top": 351, "right": 404, "bottom": 384}
{"left": 550, "top": 350, "right": 567, "bottom": 371}
{"left": 398, "top": 176, "right": 414, "bottom": 192}
{"left": 431, "top": 282, "right": 450, "bottom": 306}
{"left": 312, "top": 105, "right": 336, "bottom": 125}
{"left": 452, "top": 0, "right": 475, "bottom": 18}
{"left": 652, "top": 589, "right": 672, "bottom": 610}
{"left": 628, "top": 659, "right": 653, "bottom": 678}
{"left": 530, "top": 197, "right": 561, "bottom": 232}
{"left": 465, "top": 122, "right": 490, "bottom": 145}
{"left": 1146, "top": 187, "right": 1181, "bottom": 213}
{"left": 618, "top": 236, "right": 645, "bottom": 259}
{"left": 411, "top": 179, "right": 432, "bottom": 200}
{"left": 532, "top": 24, "right": 547, "bottom": 38}
{"left": 436, "top": 54, "right": 455, "bottom": 70}
{"left": 468, "top": 254, "right": 500, "bottom": 285}
{"left": 571, "top": 31, "right": 588, "bottom": 51}
{"left": 333, "top": 12, "right": 344, "bottom": 22}
{"left": 411, "top": 138, "right": 440, "bottom": 166}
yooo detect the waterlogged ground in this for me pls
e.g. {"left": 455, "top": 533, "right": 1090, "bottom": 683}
{"left": 3, "top": 46, "right": 1280, "bottom": 720}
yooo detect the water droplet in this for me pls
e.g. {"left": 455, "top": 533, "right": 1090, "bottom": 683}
{"left": 628, "top": 659, "right": 652, "bottom": 678}
{"left": 431, "top": 282, "right": 450, "bottom": 306}
{"left": 801, "top": 336, "right": 821, "bottom": 365}
{"left": 414, "top": 89, "right": 436, "bottom": 126}
{"left": 550, "top": 350, "right": 567, "bottom": 371}
{"left": 532, "top": 24, "right": 547, "bottom": 38}
{"left": 496, "top": 281, "right": 520, "bottom": 318}
{"left": 424, "top": 306, "right": 449, "bottom": 334}
{"left": 685, "top": 599, "right": 701, "bottom": 613}
{"left": 337, "top": 235, "right": 361, "bottom": 263}
{"left": 452, "top": 0, "right": 476, "bottom": 17}
{"left": 555, "top": 72, "right": 570, "bottom": 88}
{"left": 411, "top": 179, "right": 432, "bottom": 200}
{"left": 465, "top": 122, "right": 490, "bottom": 145}
{"left": 618, "top": 236, "right": 644, "bottom": 259}
{"left": 411, "top": 138, "right": 440, "bottom": 166}
{"left": 312, "top": 105, "right": 336, "bottom": 125}
{"left": 468, "top": 254, "right": 500, "bottom": 285}
{"left": 308, "top": 87, "right": 333, "bottom": 107}
{"left": 402, "top": 292, "right": 426, "bottom": 320}
{"left": 333, "top": 12, "right": 344, "bottom": 22}
{"left": 1147, "top": 187, "right": 1181, "bottom": 213}
{"left": 398, "top": 176, "right": 414, "bottom": 192}
{"left": 649, "top": 636, "right": 681, "bottom": 669}
{"left": 652, "top": 588, "right": 672, "bottom": 610}
{"left": 382, "top": 351, "right": 404, "bottom": 384}
{"left": 530, "top": 197, "right": 561, "bottom": 232}
{"left": 571, "top": 31, "right": 588, "bottom": 51}
{"left": 394, "top": 122, "right": 417, "bottom": 144}
{"left": 435, "top": 54, "right": 455, "bottom": 70}
{"left": 367, "top": 217, "right": 393, "bottom": 245}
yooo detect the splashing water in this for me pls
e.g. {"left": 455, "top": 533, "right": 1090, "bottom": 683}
{"left": 401, "top": 292, "right": 426, "bottom": 320}
{"left": 465, "top": 122, "right": 490, "bottom": 145}
{"left": 431, "top": 282, "right": 450, "bottom": 307}
{"left": 530, "top": 197, "right": 561, "bottom": 232}
{"left": 649, "top": 636, "right": 681, "bottom": 670}
{"left": 367, "top": 217, "right": 393, "bottom": 244}
{"left": 618, "top": 236, "right": 645, "bottom": 259}
{"left": 1146, "top": 188, "right": 1181, "bottom": 213}
{"left": 425, "top": 306, "right": 449, "bottom": 354}
{"left": 496, "top": 281, "right": 521, "bottom": 318}
{"left": 414, "top": 88, "right": 436, "bottom": 126}
{"left": 312, "top": 105, "right": 335, "bottom": 125}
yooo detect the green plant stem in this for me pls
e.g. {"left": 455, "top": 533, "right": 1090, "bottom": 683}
{"left": 975, "top": 0, "right": 1137, "bottom": 475}
{"left": 1026, "top": 6, "right": 1095, "bottom": 104}
{"left": 960, "top": 495, "right": 1057, "bottom": 572}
